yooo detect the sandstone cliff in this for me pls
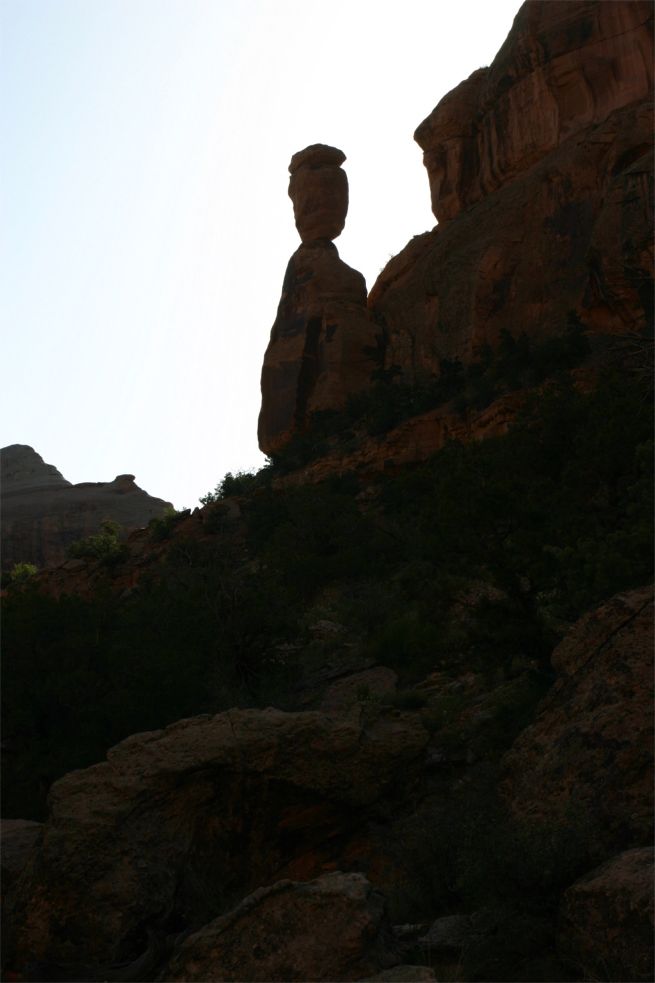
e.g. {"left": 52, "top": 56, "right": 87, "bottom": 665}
{"left": 1, "top": 445, "right": 172, "bottom": 571}
{"left": 371, "top": 0, "right": 653, "bottom": 379}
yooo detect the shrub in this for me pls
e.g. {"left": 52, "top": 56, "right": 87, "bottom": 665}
{"left": 67, "top": 520, "right": 128, "bottom": 566}
{"left": 8, "top": 562, "right": 38, "bottom": 585}
{"left": 147, "top": 507, "right": 190, "bottom": 542}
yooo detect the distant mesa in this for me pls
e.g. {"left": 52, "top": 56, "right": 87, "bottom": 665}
{"left": 1, "top": 444, "right": 173, "bottom": 571}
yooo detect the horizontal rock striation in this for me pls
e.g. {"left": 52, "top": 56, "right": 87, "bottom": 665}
{"left": 370, "top": 0, "right": 653, "bottom": 383}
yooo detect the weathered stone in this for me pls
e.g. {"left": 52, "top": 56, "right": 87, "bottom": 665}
{"left": 417, "top": 913, "right": 472, "bottom": 954}
{"left": 370, "top": 0, "right": 653, "bottom": 385}
{"left": 288, "top": 143, "right": 349, "bottom": 242}
{"left": 5, "top": 706, "right": 428, "bottom": 972}
{"left": 161, "top": 872, "right": 395, "bottom": 982}
{"left": 258, "top": 242, "right": 378, "bottom": 456}
{"left": 1, "top": 445, "right": 172, "bottom": 570}
{"left": 557, "top": 847, "right": 654, "bottom": 983}
{"left": 415, "top": 1, "right": 654, "bottom": 223}
{"left": 501, "top": 586, "right": 654, "bottom": 852}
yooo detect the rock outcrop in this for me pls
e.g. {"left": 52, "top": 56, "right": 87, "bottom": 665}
{"left": 161, "top": 872, "right": 395, "bottom": 982}
{"left": 369, "top": 0, "right": 653, "bottom": 381}
{"left": 5, "top": 706, "right": 428, "bottom": 973}
{"left": 501, "top": 586, "right": 654, "bottom": 852}
{"left": 1, "top": 445, "right": 172, "bottom": 570}
{"left": 258, "top": 148, "right": 378, "bottom": 456}
{"left": 557, "top": 847, "right": 654, "bottom": 983}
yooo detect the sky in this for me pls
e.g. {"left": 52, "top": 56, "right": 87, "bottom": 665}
{"left": 2, "top": 0, "right": 519, "bottom": 509}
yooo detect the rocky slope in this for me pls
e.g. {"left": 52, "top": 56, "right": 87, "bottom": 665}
{"left": 4, "top": 586, "right": 652, "bottom": 981}
{"left": 1, "top": 445, "right": 172, "bottom": 571}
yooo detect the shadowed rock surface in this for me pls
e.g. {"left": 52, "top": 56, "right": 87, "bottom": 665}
{"left": 5, "top": 706, "right": 428, "bottom": 971}
{"left": 1, "top": 445, "right": 172, "bottom": 570}
{"left": 160, "top": 872, "right": 395, "bottom": 982}
{"left": 557, "top": 847, "right": 654, "bottom": 983}
{"left": 501, "top": 585, "right": 654, "bottom": 851}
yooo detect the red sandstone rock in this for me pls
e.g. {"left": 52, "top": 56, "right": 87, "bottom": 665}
{"left": 258, "top": 242, "right": 379, "bottom": 456}
{"left": 501, "top": 586, "right": 654, "bottom": 851}
{"left": 289, "top": 143, "right": 349, "bottom": 243}
{"left": 415, "top": 1, "right": 653, "bottom": 224}
{"left": 557, "top": 847, "right": 654, "bottom": 983}
{"left": 370, "top": 0, "right": 653, "bottom": 383}
{"left": 5, "top": 706, "right": 428, "bottom": 972}
{"left": 161, "top": 872, "right": 395, "bottom": 982}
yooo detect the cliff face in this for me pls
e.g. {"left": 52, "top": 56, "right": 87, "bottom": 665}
{"left": 370, "top": 0, "right": 653, "bottom": 380}
{"left": 1, "top": 445, "right": 172, "bottom": 571}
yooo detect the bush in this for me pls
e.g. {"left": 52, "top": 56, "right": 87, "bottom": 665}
{"left": 67, "top": 520, "right": 128, "bottom": 566}
{"left": 200, "top": 467, "right": 270, "bottom": 504}
{"left": 8, "top": 562, "right": 38, "bottom": 585}
{"left": 147, "top": 507, "right": 190, "bottom": 542}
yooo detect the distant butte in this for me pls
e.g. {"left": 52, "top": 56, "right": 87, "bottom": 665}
{"left": 1, "top": 444, "right": 172, "bottom": 570}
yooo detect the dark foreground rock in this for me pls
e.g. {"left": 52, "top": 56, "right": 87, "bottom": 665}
{"left": 4, "top": 706, "right": 427, "bottom": 973}
{"left": 501, "top": 585, "right": 654, "bottom": 853}
{"left": 557, "top": 847, "right": 655, "bottom": 983}
{"left": 160, "top": 872, "right": 394, "bottom": 982}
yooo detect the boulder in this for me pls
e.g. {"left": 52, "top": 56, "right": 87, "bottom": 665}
{"left": 161, "top": 872, "right": 395, "bottom": 982}
{"left": 557, "top": 847, "right": 654, "bottom": 983}
{"left": 289, "top": 143, "right": 349, "bottom": 243}
{"left": 5, "top": 706, "right": 428, "bottom": 972}
{"left": 501, "top": 586, "right": 654, "bottom": 852}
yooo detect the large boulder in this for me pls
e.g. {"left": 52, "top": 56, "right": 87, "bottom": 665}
{"left": 501, "top": 586, "right": 654, "bottom": 852}
{"left": 289, "top": 144, "right": 349, "bottom": 243}
{"left": 557, "top": 847, "right": 654, "bottom": 983}
{"left": 4, "top": 706, "right": 428, "bottom": 973}
{"left": 370, "top": 0, "right": 653, "bottom": 382}
{"left": 1, "top": 445, "right": 172, "bottom": 571}
{"left": 161, "top": 872, "right": 395, "bottom": 982}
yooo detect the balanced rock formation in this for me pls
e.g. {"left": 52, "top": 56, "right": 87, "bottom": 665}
{"left": 5, "top": 706, "right": 427, "bottom": 973}
{"left": 1, "top": 445, "right": 172, "bottom": 570}
{"left": 258, "top": 147, "right": 378, "bottom": 456}
{"left": 501, "top": 585, "right": 654, "bottom": 853}
{"left": 369, "top": 0, "right": 653, "bottom": 380}
{"left": 289, "top": 144, "right": 349, "bottom": 243}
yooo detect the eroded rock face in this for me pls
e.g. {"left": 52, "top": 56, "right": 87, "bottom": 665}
{"left": 258, "top": 241, "right": 378, "bottom": 456}
{"left": 1, "top": 445, "right": 172, "bottom": 570}
{"left": 289, "top": 143, "right": 349, "bottom": 243}
{"left": 370, "top": 0, "right": 653, "bottom": 383}
{"left": 161, "top": 872, "right": 394, "bottom": 982}
{"left": 415, "top": 1, "right": 653, "bottom": 223}
{"left": 557, "top": 847, "right": 655, "bottom": 983}
{"left": 501, "top": 586, "right": 654, "bottom": 851}
{"left": 5, "top": 706, "right": 428, "bottom": 972}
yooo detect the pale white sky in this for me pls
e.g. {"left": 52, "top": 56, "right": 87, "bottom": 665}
{"left": 2, "top": 0, "right": 519, "bottom": 508}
